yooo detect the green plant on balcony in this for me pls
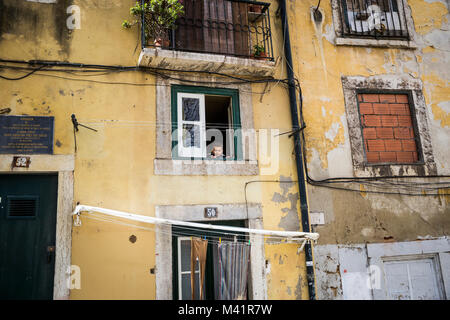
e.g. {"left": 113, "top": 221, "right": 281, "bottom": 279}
{"left": 122, "top": 0, "right": 184, "bottom": 47}
{"left": 253, "top": 44, "right": 267, "bottom": 59}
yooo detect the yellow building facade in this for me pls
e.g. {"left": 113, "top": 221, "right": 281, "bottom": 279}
{"left": 0, "top": 0, "right": 448, "bottom": 300}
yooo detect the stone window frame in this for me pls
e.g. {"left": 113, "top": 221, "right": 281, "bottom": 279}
{"left": 342, "top": 75, "right": 437, "bottom": 177}
{"left": 330, "top": 0, "right": 419, "bottom": 48}
{"left": 154, "top": 74, "right": 258, "bottom": 176}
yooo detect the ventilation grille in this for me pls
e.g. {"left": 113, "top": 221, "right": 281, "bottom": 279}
{"left": 7, "top": 197, "right": 38, "bottom": 218}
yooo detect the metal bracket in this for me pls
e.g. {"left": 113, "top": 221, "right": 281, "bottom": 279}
{"left": 297, "top": 239, "right": 308, "bottom": 253}
{"left": 74, "top": 212, "right": 82, "bottom": 227}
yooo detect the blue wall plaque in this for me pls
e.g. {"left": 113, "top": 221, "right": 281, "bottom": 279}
{"left": 0, "top": 115, "right": 54, "bottom": 154}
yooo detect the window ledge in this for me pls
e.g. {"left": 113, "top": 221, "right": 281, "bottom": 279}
{"left": 355, "top": 162, "right": 437, "bottom": 178}
{"left": 138, "top": 48, "right": 276, "bottom": 78}
{"left": 335, "top": 37, "right": 417, "bottom": 49}
{"left": 154, "top": 159, "right": 258, "bottom": 176}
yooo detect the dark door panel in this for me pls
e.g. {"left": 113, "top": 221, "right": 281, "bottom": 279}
{"left": 0, "top": 174, "right": 58, "bottom": 299}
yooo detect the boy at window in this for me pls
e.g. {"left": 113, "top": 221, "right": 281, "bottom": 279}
{"left": 210, "top": 145, "right": 230, "bottom": 160}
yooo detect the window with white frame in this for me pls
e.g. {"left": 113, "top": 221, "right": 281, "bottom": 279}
{"left": 176, "top": 93, "right": 207, "bottom": 158}
{"left": 154, "top": 76, "right": 258, "bottom": 175}
{"left": 177, "top": 237, "right": 203, "bottom": 300}
{"left": 171, "top": 85, "right": 242, "bottom": 160}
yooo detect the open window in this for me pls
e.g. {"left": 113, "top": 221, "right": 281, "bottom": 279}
{"left": 172, "top": 85, "right": 242, "bottom": 160}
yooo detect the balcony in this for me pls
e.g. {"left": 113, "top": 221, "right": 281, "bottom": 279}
{"left": 137, "top": 0, "right": 276, "bottom": 78}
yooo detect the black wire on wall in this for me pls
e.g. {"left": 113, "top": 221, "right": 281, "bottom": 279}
{"left": 1, "top": 58, "right": 449, "bottom": 196}
{"left": 292, "top": 79, "right": 450, "bottom": 196}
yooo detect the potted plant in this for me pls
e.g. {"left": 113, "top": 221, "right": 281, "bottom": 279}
{"left": 253, "top": 44, "right": 267, "bottom": 59}
{"left": 122, "top": 0, "right": 184, "bottom": 47}
{"left": 248, "top": 4, "right": 263, "bottom": 14}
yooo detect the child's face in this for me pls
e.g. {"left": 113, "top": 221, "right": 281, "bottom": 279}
{"left": 212, "top": 146, "right": 223, "bottom": 156}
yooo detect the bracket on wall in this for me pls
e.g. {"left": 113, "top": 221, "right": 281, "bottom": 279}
{"left": 275, "top": 125, "right": 306, "bottom": 137}
{"left": 70, "top": 114, "right": 98, "bottom": 153}
{"left": 73, "top": 212, "right": 81, "bottom": 227}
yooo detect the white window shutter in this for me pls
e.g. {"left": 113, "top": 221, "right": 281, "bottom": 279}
{"left": 177, "top": 93, "right": 206, "bottom": 158}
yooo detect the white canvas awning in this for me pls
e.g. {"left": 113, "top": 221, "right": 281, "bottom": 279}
{"left": 73, "top": 205, "right": 320, "bottom": 243}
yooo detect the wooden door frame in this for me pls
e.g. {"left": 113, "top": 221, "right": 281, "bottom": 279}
{"left": 0, "top": 154, "right": 74, "bottom": 300}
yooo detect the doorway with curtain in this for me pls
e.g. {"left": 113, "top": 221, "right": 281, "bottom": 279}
{"left": 172, "top": 219, "right": 251, "bottom": 300}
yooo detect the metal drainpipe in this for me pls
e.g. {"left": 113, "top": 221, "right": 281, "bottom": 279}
{"left": 278, "top": 0, "right": 316, "bottom": 300}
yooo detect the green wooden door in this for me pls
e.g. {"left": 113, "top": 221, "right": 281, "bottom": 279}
{"left": 0, "top": 174, "right": 58, "bottom": 299}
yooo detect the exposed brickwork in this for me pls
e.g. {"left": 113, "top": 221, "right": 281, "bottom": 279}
{"left": 358, "top": 93, "right": 419, "bottom": 164}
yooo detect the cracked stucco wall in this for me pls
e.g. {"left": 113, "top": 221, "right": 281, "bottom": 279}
{"left": 314, "top": 238, "right": 450, "bottom": 300}
{"left": 286, "top": 0, "right": 449, "bottom": 244}
{"left": 286, "top": 0, "right": 449, "bottom": 299}
{"left": 288, "top": 0, "right": 449, "bottom": 177}
{"left": 263, "top": 176, "right": 306, "bottom": 299}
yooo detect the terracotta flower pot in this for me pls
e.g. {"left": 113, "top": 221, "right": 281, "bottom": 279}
{"left": 249, "top": 5, "right": 262, "bottom": 14}
{"left": 255, "top": 51, "right": 267, "bottom": 60}
{"left": 154, "top": 38, "right": 170, "bottom": 48}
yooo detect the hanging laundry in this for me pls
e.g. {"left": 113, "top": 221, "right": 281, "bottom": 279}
{"left": 217, "top": 241, "right": 250, "bottom": 300}
{"left": 191, "top": 237, "right": 208, "bottom": 300}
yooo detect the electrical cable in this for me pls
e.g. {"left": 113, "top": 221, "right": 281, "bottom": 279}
{"left": 1, "top": 57, "right": 449, "bottom": 195}
{"left": 290, "top": 79, "right": 450, "bottom": 195}
{"left": 0, "top": 59, "right": 287, "bottom": 86}
{"left": 0, "top": 64, "right": 45, "bottom": 80}
{"left": 0, "top": 62, "right": 291, "bottom": 93}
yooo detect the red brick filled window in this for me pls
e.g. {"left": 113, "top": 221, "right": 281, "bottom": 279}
{"left": 358, "top": 93, "right": 420, "bottom": 164}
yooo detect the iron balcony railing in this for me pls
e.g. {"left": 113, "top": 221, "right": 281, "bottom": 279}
{"left": 141, "top": 0, "right": 274, "bottom": 61}
{"left": 340, "top": 0, "right": 410, "bottom": 40}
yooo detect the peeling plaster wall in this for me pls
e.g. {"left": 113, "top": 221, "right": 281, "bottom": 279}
{"left": 286, "top": 0, "right": 449, "bottom": 299}
{"left": 287, "top": 0, "right": 449, "bottom": 245}
{"left": 291, "top": 0, "right": 450, "bottom": 178}
{"left": 314, "top": 238, "right": 450, "bottom": 300}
